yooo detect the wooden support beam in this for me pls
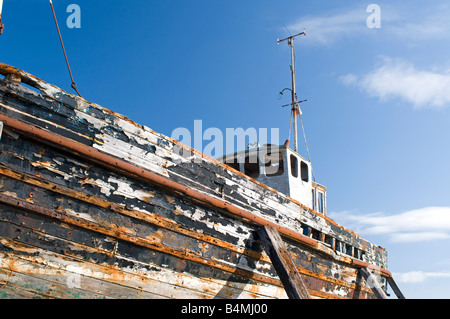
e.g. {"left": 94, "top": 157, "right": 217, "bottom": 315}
{"left": 258, "top": 226, "right": 311, "bottom": 299}
{"left": 359, "top": 267, "right": 389, "bottom": 299}
{"left": 387, "top": 276, "right": 406, "bottom": 299}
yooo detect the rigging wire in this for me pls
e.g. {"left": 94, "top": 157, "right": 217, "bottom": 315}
{"left": 288, "top": 109, "right": 292, "bottom": 144}
{"left": 293, "top": 44, "right": 296, "bottom": 77}
{"left": 0, "top": 0, "right": 4, "bottom": 35}
{"left": 299, "top": 112, "right": 315, "bottom": 182}
{"left": 282, "top": 24, "right": 293, "bottom": 36}
{"left": 49, "top": 0, "right": 82, "bottom": 98}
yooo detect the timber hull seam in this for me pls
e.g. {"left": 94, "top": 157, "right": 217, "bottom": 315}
{"left": 0, "top": 63, "right": 388, "bottom": 299}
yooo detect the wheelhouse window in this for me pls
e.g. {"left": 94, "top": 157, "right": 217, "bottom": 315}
{"left": 225, "top": 156, "right": 241, "bottom": 172}
{"left": 290, "top": 154, "right": 298, "bottom": 178}
{"left": 244, "top": 155, "right": 260, "bottom": 178}
{"left": 324, "top": 234, "right": 334, "bottom": 249}
{"left": 265, "top": 151, "right": 284, "bottom": 177}
{"left": 311, "top": 228, "right": 321, "bottom": 241}
{"left": 312, "top": 189, "right": 316, "bottom": 210}
{"left": 345, "top": 244, "right": 353, "bottom": 257}
{"left": 301, "top": 161, "right": 309, "bottom": 182}
{"left": 335, "top": 240, "right": 343, "bottom": 253}
{"left": 318, "top": 191, "right": 324, "bottom": 214}
{"left": 302, "top": 224, "right": 310, "bottom": 237}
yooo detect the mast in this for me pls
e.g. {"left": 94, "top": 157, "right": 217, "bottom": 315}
{"left": 277, "top": 30, "right": 305, "bottom": 153}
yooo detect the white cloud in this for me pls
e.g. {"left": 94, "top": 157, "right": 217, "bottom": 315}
{"left": 340, "top": 58, "right": 450, "bottom": 109}
{"left": 389, "top": 232, "right": 450, "bottom": 243}
{"left": 393, "top": 271, "right": 450, "bottom": 284}
{"left": 329, "top": 206, "right": 450, "bottom": 243}
{"left": 388, "top": 3, "right": 450, "bottom": 40}
{"left": 286, "top": 9, "right": 366, "bottom": 45}
{"left": 338, "top": 73, "right": 357, "bottom": 86}
{"left": 285, "top": 3, "right": 450, "bottom": 45}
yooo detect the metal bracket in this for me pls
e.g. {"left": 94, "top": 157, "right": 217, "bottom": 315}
{"left": 0, "top": 122, "right": 20, "bottom": 141}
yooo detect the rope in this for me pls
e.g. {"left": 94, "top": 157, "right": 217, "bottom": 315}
{"left": 49, "top": 0, "right": 82, "bottom": 98}
{"left": 0, "top": 0, "right": 4, "bottom": 35}
{"left": 288, "top": 109, "right": 292, "bottom": 144}
{"left": 298, "top": 112, "right": 315, "bottom": 182}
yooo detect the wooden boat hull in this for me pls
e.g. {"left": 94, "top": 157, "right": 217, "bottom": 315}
{"left": 0, "top": 63, "right": 388, "bottom": 299}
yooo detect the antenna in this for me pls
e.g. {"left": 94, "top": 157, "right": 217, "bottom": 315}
{"left": 277, "top": 29, "right": 306, "bottom": 153}
{"left": 0, "top": 0, "right": 5, "bottom": 35}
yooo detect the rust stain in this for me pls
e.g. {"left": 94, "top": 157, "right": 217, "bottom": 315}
{"left": 0, "top": 113, "right": 370, "bottom": 271}
{"left": 25, "top": 192, "right": 35, "bottom": 204}
{"left": 0, "top": 237, "right": 376, "bottom": 299}
{"left": 0, "top": 63, "right": 390, "bottom": 299}
{"left": 0, "top": 164, "right": 270, "bottom": 263}
{"left": 0, "top": 155, "right": 387, "bottom": 285}
{"left": 163, "top": 194, "right": 176, "bottom": 204}
{"left": 0, "top": 192, "right": 374, "bottom": 295}
{"left": 0, "top": 192, "right": 283, "bottom": 289}
{"left": 0, "top": 190, "right": 379, "bottom": 299}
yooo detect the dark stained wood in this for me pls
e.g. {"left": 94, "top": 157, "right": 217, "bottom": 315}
{"left": 0, "top": 62, "right": 392, "bottom": 299}
{"left": 0, "top": 69, "right": 389, "bottom": 269}
{"left": 258, "top": 226, "right": 311, "bottom": 299}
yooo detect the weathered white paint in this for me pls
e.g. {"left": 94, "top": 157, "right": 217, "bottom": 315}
{"left": 220, "top": 146, "right": 322, "bottom": 214}
{"left": 1, "top": 63, "right": 388, "bottom": 275}
{"left": 92, "top": 133, "right": 169, "bottom": 177}
{"left": 0, "top": 237, "right": 287, "bottom": 299}
{"left": 81, "top": 178, "right": 114, "bottom": 196}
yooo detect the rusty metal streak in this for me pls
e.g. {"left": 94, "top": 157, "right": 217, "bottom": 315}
{"left": 0, "top": 113, "right": 392, "bottom": 280}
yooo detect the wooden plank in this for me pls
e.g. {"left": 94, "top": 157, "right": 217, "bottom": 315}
{"left": 0, "top": 111, "right": 386, "bottom": 271}
{"left": 0, "top": 242, "right": 207, "bottom": 299}
{"left": 359, "top": 267, "right": 388, "bottom": 299}
{"left": 0, "top": 135, "right": 382, "bottom": 299}
{"left": 387, "top": 276, "right": 405, "bottom": 299}
{"left": 0, "top": 230, "right": 284, "bottom": 299}
{"left": 0, "top": 85, "right": 388, "bottom": 268}
{"left": 258, "top": 225, "right": 311, "bottom": 299}
{"left": 0, "top": 62, "right": 392, "bottom": 299}
{"left": 0, "top": 192, "right": 288, "bottom": 297}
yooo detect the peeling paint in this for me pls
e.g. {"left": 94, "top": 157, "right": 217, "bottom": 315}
{"left": 0, "top": 62, "right": 389, "bottom": 299}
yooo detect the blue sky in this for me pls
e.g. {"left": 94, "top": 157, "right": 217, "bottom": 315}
{"left": 1, "top": 0, "right": 450, "bottom": 299}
